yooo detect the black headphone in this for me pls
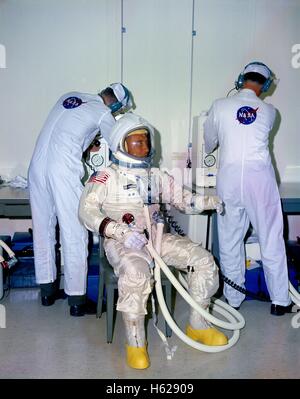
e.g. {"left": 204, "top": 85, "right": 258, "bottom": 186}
{"left": 235, "top": 61, "right": 273, "bottom": 92}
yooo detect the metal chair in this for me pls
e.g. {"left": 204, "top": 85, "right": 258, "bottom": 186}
{"left": 96, "top": 239, "right": 174, "bottom": 343}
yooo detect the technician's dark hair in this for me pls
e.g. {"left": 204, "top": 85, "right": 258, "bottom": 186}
{"left": 99, "top": 87, "right": 118, "bottom": 102}
{"left": 244, "top": 72, "right": 267, "bottom": 85}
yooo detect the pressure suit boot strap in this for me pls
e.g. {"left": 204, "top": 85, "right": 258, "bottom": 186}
{"left": 186, "top": 324, "right": 228, "bottom": 346}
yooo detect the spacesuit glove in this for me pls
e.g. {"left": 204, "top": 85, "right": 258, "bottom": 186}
{"left": 212, "top": 196, "right": 224, "bottom": 214}
{"left": 104, "top": 221, "right": 132, "bottom": 241}
{"left": 124, "top": 231, "right": 148, "bottom": 250}
{"left": 215, "top": 201, "right": 224, "bottom": 214}
{"left": 194, "top": 195, "right": 224, "bottom": 214}
{"left": 104, "top": 221, "right": 148, "bottom": 249}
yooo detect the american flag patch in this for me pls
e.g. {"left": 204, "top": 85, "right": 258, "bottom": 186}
{"left": 88, "top": 171, "right": 110, "bottom": 184}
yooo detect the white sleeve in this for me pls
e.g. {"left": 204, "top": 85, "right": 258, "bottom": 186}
{"left": 97, "top": 110, "right": 116, "bottom": 143}
{"left": 161, "top": 170, "right": 198, "bottom": 213}
{"left": 204, "top": 101, "right": 219, "bottom": 154}
{"left": 78, "top": 171, "right": 111, "bottom": 233}
{"left": 162, "top": 171, "right": 221, "bottom": 214}
{"left": 269, "top": 105, "right": 277, "bottom": 131}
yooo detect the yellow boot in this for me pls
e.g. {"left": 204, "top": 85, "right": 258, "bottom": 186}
{"left": 126, "top": 345, "right": 150, "bottom": 370}
{"left": 186, "top": 324, "right": 228, "bottom": 346}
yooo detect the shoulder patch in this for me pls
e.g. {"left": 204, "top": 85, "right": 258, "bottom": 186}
{"left": 63, "top": 96, "right": 85, "bottom": 109}
{"left": 88, "top": 171, "right": 110, "bottom": 185}
{"left": 236, "top": 106, "right": 259, "bottom": 125}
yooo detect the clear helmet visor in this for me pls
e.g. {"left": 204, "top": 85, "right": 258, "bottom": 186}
{"left": 122, "top": 129, "right": 151, "bottom": 159}
{"left": 108, "top": 113, "right": 155, "bottom": 168}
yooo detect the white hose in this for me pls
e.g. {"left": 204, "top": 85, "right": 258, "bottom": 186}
{"left": 150, "top": 242, "right": 245, "bottom": 331}
{"left": 0, "top": 240, "right": 16, "bottom": 300}
{"left": 143, "top": 206, "right": 245, "bottom": 352}
{"left": 0, "top": 240, "right": 15, "bottom": 262}
{"left": 0, "top": 240, "right": 15, "bottom": 259}
{"left": 289, "top": 282, "right": 300, "bottom": 328}
{"left": 289, "top": 282, "right": 300, "bottom": 306}
{"left": 154, "top": 260, "right": 241, "bottom": 352}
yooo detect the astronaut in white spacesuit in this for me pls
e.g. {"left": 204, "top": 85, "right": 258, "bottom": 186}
{"left": 28, "top": 83, "right": 132, "bottom": 317}
{"left": 204, "top": 62, "right": 293, "bottom": 315}
{"left": 79, "top": 113, "right": 228, "bottom": 370}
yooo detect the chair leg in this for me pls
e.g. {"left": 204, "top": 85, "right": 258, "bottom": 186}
{"left": 97, "top": 269, "right": 105, "bottom": 318}
{"left": 164, "top": 282, "right": 172, "bottom": 337}
{"left": 106, "top": 285, "right": 115, "bottom": 343}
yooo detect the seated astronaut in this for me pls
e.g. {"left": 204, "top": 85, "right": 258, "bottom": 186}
{"left": 79, "top": 113, "right": 228, "bottom": 370}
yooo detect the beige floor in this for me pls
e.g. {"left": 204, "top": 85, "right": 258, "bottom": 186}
{"left": 0, "top": 287, "right": 299, "bottom": 379}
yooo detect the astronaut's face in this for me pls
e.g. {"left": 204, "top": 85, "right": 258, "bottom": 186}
{"left": 125, "top": 132, "right": 150, "bottom": 158}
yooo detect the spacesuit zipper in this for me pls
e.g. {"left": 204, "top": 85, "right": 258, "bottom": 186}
{"left": 147, "top": 169, "right": 151, "bottom": 204}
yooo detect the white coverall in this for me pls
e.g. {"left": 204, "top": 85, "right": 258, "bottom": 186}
{"left": 79, "top": 163, "right": 219, "bottom": 326}
{"left": 204, "top": 88, "right": 291, "bottom": 307}
{"left": 28, "top": 92, "right": 115, "bottom": 296}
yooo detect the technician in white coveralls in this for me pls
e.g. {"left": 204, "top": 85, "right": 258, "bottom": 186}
{"left": 79, "top": 113, "right": 228, "bottom": 370}
{"left": 204, "top": 62, "right": 293, "bottom": 315}
{"left": 28, "top": 83, "right": 132, "bottom": 317}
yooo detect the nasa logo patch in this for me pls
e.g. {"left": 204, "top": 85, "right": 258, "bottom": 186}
{"left": 63, "top": 96, "right": 83, "bottom": 109}
{"left": 236, "top": 106, "right": 259, "bottom": 125}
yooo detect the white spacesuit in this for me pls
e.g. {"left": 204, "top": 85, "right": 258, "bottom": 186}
{"left": 28, "top": 84, "right": 131, "bottom": 313}
{"left": 79, "top": 113, "right": 228, "bottom": 370}
{"left": 204, "top": 62, "right": 292, "bottom": 312}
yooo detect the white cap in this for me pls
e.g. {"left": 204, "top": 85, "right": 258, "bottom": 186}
{"left": 109, "top": 83, "right": 133, "bottom": 109}
{"left": 243, "top": 63, "right": 271, "bottom": 79}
